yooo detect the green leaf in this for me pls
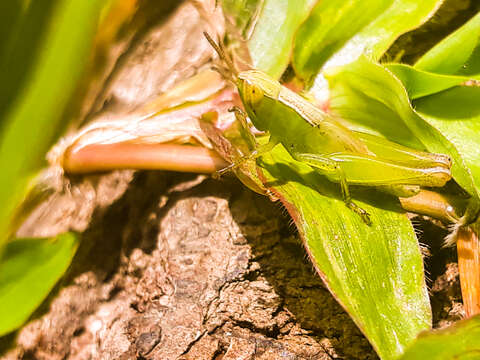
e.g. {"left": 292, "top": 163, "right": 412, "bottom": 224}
{"left": 221, "top": 0, "right": 264, "bottom": 39}
{"left": 415, "top": 12, "right": 480, "bottom": 75}
{"left": 247, "top": 0, "right": 317, "bottom": 79}
{"left": 388, "top": 12, "right": 480, "bottom": 195}
{"left": 414, "top": 86, "right": 480, "bottom": 193}
{"left": 292, "top": 0, "right": 443, "bottom": 84}
{"left": 0, "top": 233, "right": 79, "bottom": 336}
{"left": 0, "top": 0, "right": 103, "bottom": 250}
{"left": 0, "top": 1, "right": 23, "bottom": 63}
{"left": 385, "top": 12, "right": 480, "bottom": 100}
{"left": 258, "top": 145, "right": 431, "bottom": 360}
{"left": 324, "top": 56, "right": 478, "bottom": 198}
{"left": 386, "top": 63, "right": 475, "bottom": 99}
{"left": 399, "top": 315, "right": 480, "bottom": 360}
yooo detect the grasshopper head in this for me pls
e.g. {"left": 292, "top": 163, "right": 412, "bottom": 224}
{"left": 203, "top": 33, "right": 280, "bottom": 131}
{"left": 237, "top": 70, "right": 280, "bottom": 131}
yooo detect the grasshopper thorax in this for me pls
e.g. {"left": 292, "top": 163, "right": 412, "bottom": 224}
{"left": 238, "top": 70, "right": 280, "bottom": 99}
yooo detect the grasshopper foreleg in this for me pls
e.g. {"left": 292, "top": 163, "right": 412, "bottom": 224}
{"left": 213, "top": 139, "right": 278, "bottom": 179}
{"left": 292, "top": 152, "right": 372, "bottom": 225}
{"left": 229, "top": 106, "right": 250, "bottom": 129}
{"left": 213, "top": 107, "right": 279, "bottom": 179}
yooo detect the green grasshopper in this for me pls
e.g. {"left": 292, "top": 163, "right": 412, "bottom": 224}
{"left": 204, "top": 33, "right": 451, "bottom": 224}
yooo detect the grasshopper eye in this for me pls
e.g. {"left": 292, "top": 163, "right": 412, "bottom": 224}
{"left": 241, "top": 80, "right": 264, "bottom": 108}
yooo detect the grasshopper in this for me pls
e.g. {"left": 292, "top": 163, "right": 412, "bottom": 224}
{"left": 204, "top": 33, "right": 451, "bottom": 224}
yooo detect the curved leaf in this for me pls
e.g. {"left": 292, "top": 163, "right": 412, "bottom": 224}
{"left": 414, "top": 86, "right": 480, "bottom": 192}
{"left": 258, "top": 145, "right": 431, "bottom": 359}
{"left": 292, "top": 0, "right": 443, "bottom": 85}
{"left": 399, "top": 315, "right": 480, "bottom": 360}
{"left": 0, "top": 233, "right": 79, "bottom": 336}
{"left": 415, "top": 11, "right": 480, "bottom": 75}
{"left": 386, "top": 12, "right": 480, "bottom": 100}
{"left": 386, "top": 63, "right": 476, "bottom": 99}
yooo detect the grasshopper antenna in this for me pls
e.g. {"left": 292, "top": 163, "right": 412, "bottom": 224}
{"left": 203, "top": 32, "right": 237, "bottom": 82}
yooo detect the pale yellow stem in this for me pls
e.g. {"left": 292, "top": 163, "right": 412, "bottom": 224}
{"left": 457, "top": 226, "right": 480, "bottom": 317}
{"left": 399, "top": 190, "right": 465, "bottom": 223}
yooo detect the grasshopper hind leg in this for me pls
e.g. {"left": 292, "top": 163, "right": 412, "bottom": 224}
{"left": 344, "top": 192, "right": 372, "bottom": 225}
{"left": 292, "top": 152, "right": 371, "bottom": 225}
{"left": 338, "top": 165, "right": 371, "bottom": 225}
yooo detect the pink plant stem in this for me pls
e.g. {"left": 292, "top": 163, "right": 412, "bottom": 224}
{"left": 63, "top": 143, "right": 228, "bottom": 174}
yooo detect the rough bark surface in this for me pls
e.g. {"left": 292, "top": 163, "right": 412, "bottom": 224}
{"left": 3, "top": 173, "right": 378, "bottom": 359}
